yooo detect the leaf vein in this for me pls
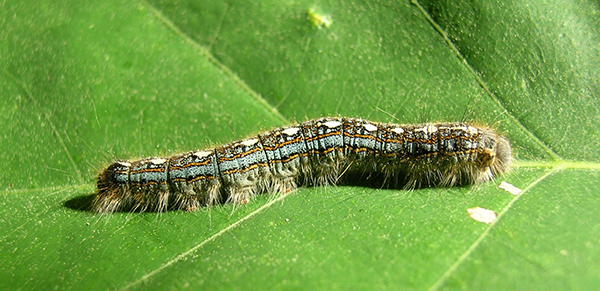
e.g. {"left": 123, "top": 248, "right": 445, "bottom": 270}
{"left": 410, "top": 0, "right": 561, "bottom": 161}
{"left": 140, "top": 0, "right": 288, "bottom": 124}
{"left": 120, "top": 191, "right": 293, "bottom": 290}
{"left": 1, "top": 71, "right": 84, "bottom": 184}
{"left": 427, "top": 167, "right": 560, "bottom": 291}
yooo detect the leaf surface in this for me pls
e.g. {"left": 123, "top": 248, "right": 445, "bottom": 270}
{"left": 1, "top": 0, "right": 599, "bottom": 290}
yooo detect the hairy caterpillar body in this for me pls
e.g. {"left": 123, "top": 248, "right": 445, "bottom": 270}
{"left": 94, "top": 117, "right": 511, "bottom": 213}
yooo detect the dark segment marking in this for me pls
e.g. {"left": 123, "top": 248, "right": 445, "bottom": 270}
{"left": 94, "top": 117, "right": 512, "bottom": 213}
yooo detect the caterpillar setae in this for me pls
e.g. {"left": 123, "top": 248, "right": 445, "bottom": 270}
{"left": 94, "top": 117, "right": 511, "bottom": 213}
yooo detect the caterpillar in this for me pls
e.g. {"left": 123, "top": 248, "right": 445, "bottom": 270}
{"left": 93, "top": 117, "right": 511, "bottom": 213}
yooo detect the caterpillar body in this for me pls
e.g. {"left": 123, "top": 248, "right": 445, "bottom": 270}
{"left": 94, "top": 117, "right": 511, "bottom": 213}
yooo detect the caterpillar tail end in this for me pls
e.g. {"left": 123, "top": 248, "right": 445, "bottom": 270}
{"left": 93, "top": 162, "right": 130, "bottom": 213}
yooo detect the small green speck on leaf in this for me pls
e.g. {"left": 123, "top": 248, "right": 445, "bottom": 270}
{"left": 308, "top": 8, "right": 332, "bottom": 29}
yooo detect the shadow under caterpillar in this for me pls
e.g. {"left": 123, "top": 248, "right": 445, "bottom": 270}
{"left": 94, "top": 117, "right": 511, "bottom": 213}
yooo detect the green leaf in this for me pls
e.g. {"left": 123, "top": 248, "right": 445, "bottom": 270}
{"left": 1, "top": 0, "right": 598, "bottom": 290}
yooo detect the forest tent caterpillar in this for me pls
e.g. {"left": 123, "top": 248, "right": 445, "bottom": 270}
{"left": 94, "top": 117, "right": 511, "bottom": 213}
